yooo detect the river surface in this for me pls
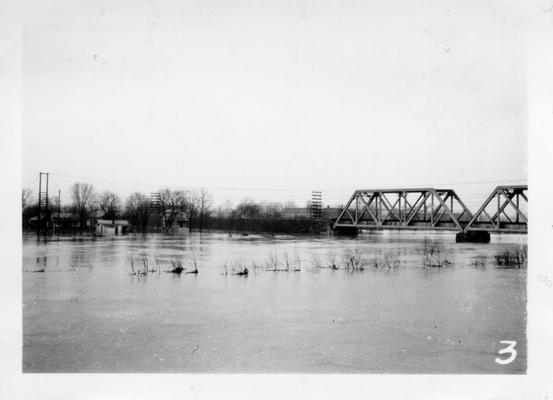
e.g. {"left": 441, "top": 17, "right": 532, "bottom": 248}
{"left": 22, "top": 231, "right": 527, "bottom": 373}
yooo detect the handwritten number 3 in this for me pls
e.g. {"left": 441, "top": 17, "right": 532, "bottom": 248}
{"left": 495, "top": 340, "right": 517, "bottom": 365}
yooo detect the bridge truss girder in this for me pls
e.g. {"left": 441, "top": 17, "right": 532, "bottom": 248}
{"left": 333, "top": 188, "right": 473, "bottom": 231}
{"left": 463, "top": 185, "right": 527, "bottom": 233}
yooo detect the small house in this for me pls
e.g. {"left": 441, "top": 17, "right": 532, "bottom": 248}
{"left": 95, "top": 219, "right": 130, "bottom": 236}
{"left": 52, "top": 211, "right": 81, "bottom": 230}
{"left": 174, "top": 211, "right": 189, "bottom": 229}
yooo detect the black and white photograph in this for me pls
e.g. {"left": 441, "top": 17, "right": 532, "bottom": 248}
{"left": 1, "top": 0, "right": 553, "bottom": 398}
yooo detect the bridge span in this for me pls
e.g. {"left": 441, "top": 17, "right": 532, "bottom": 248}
{"left": 332, "top": 185, "right": 527, "bottom": 242}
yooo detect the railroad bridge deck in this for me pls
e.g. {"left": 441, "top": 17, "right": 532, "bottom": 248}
{"left": 333, "top": 186, "right": 527, "bottom": 237}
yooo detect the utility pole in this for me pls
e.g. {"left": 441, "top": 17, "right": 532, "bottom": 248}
{"left": 37, "top": 172, "right": 50, "bottom": 234}
{"left": 57, "top": 189, "right": 61, "bottom": 232}
{"left": 37, "top": 173, "right": 41, "bottom": 235}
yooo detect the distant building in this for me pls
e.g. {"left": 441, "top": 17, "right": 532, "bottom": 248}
{"left": 52, "top": 212, "right": 81, "bottom": 230}
{"left": 159, "top": 210, "right": 189, "bottom": 231}
{"left": 29, "top": 211, "right": 99, "bottom": 231}
{"left": 173, "top": 211, "right": 189, "bottom": 229}
{"left": 280, "top": 207, "right": 311, "bottom": 219}
{"left": 322, "top": 206, "right": 342, "bottom": 220}
{"left": 95, "top": 219, "right": 130, "bottom": 236}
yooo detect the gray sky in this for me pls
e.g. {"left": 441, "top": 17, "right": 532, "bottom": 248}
{"left": 21, "top": 0, "right": 527, "bottom": 208}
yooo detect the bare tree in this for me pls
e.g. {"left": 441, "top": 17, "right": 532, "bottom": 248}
{"left": 22, "top": 188, "right": 33, "bottom": 209}
{"left": 158, "top": 188, "right": 188, "bottom": 233}
{"left": 259, "top": 201, "right": 283, "bottom": 217}
{"left": 185, "top": 190, "right": 199, "bottom": 232}
{"left": 198, "top": 188, "right": 212, "bottom": 232}
{"left": 235, "top": 198, "right": 261, "bottom": 219}
{"left": 221, "top": 199, "right": 233, "bottom": 217}
{"left": 125, "top": 192, "right": 150, "bottom": 231}
{"left": 99, "top": 191, "right": 121, "bottom": 222}
{"left": 223, "top": 199, "right": 233, "bottom": 217}
{"left": 71, "top": 182, "right": 96, "bottom": 229}
{"left": 284, "top": 200, "right": 297, "bottom": 208}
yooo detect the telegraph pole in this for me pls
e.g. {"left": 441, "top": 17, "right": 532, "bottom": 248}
{"left": 37, "top": 173, "right": 42, "bottom": 235}
{"left": 57, "top": 189, "right": 61, "bottom": 233}
{"left": 37, "top": 172, "right": 50, "bottom": 234}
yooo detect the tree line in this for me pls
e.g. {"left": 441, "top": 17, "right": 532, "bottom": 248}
{"left": 21, "top": 183, "right": 321, "bottom": 234}
{"left": 22, "top": 182, "right": 212, "bottom": 233}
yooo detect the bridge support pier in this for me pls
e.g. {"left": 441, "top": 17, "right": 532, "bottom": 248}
{"left": 455, "top": 231, "right": 491, "bottom": 243}
{"left": 333, "top": 226, "right": 359, "bottom": 235}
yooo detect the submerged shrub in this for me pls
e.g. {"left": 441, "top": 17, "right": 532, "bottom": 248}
{"left": 372, "top": 252, "right": 400, "bottom": 269}
{"left": 265, "top": 251, "right": 279, "bottom": 271}
{"left": 310, "top": 254, "right": 323, "bottom": 269}
{"left": 130, "top": 253, "right": 160, "bottom": 276}
{"left": 223, "top": 259, "right": 249, "bottom": 276}
{"left": 265, "top": 251, "right": 288, "bottom": 272}
{"left": 292, "top": 251, "right": 302, "bottom": 272}
{"left": 234, "top": 267, "right": 249, "bottom": 276}
{"left": 169, "top": 259, "right": 184, "bottom": 274}
{"left": 186, "top": 252, "right": 199, "bottom": 274}
{"left": 494, "top": 246, "right": 527, "bottom": 268}
{"left": 282, "top": 251, "right": 291, "bottom": 272}
{"left": 342, "top": 248, "right": 366, "bottom": 271}
{"left": 471, "top": 255, "right": 487, "bottom": 268}
{"left": 422, "top": 239, "right": 451, "bottom": 268}
{"left": 326, "top": 250, "right": 339, "bottom": 270}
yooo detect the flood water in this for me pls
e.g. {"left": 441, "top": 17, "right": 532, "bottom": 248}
{"left": 22, "top": 231, "right": 527, "bottom": 373}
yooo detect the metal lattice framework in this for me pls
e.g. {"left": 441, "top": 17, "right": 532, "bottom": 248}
{"left": 311, "top": 191, "right": 322, "bottom": 219}
{"left": 463, "top": 185, "right": 527, "bottom": 233}
{"left": 37, "top": 172, "right": 50, "bottom": 233}
{"left": 333, "top": 188, "right": 473, "bottom": 231}
{"left": 149, "top": 192, "right": 161, "bottom": 214}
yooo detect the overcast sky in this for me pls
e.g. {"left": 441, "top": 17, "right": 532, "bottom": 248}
{"left": 21, "top": 0, "right": 527, "bottom": 207}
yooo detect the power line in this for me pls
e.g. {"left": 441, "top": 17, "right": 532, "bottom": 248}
{"left": 43, "top": 171, "right": 527, "bottom": 209}
{"left": 48, "top": 172, "right": 526, "bottom": 193}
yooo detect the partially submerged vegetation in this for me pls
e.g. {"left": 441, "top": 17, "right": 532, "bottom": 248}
{"left": 326, "top": 251, "right": 339, "bottom": 270}
{"left": 310, "top": 249, "right": 369, "bottom": 271}
{"left": 281, "top": 251, "right": 301, "bottom": 272}
{"left": 341, "top": 249, "right": 366, "bottom": 271}
{"left": 125, "top": 242, "right": 528, "bottom": 281}
{"left": 186, "top": 252, "right": 200, "bottom": 274}
{"left": 168, "top": 259, "right": 185, "bottom": 274}
{"left": 265, "top": 251, "right": 285, "bottom": 272}
{"left": 263, "top": 250, "right": 301, "bottom": 272}
{"left": 310, "top": 254, "right": 324, "bottom": 269}
{"left": 311, "top": 248, "right": 399, "bottom": 271}
{"left": 471, "top": 246, "right": 527, "bottom": 269}
{"left": 372, "top": 252, "right": 400, "bottom": 269}
{"left": 494, "top": 246, "right": 527, "bottom": 268}
{"left": 129, "top": 253, "right": 161, "bottom": 276}
{"left": 292, "top": 251, "right": 303, "bottom": 272}
{"left": 223, "top": 259, "right": 249, "bottom": 276}
{"left": 471, "top": 255, "right": 487, "bottom": 268}
{"left": 422, "top": 239, "right": 451, "bottom": 268}
{"left": 168, "top": 253, "right": 200, "bottom": 274}
{"left": 130, "top": 252, "right": 199, "bottom": 276}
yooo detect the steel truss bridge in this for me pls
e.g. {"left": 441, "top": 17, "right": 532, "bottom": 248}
{"left": 333, "top": 185, "right": 527, "bottom": 234}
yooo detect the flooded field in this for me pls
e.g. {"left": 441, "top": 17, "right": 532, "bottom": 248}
{"left": 22, "top": 231, "right": 527, "bottom": 373}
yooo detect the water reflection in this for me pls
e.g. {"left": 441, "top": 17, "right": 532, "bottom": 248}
{"left": 33, "top": 256, "right": 46, "bottom": 272}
